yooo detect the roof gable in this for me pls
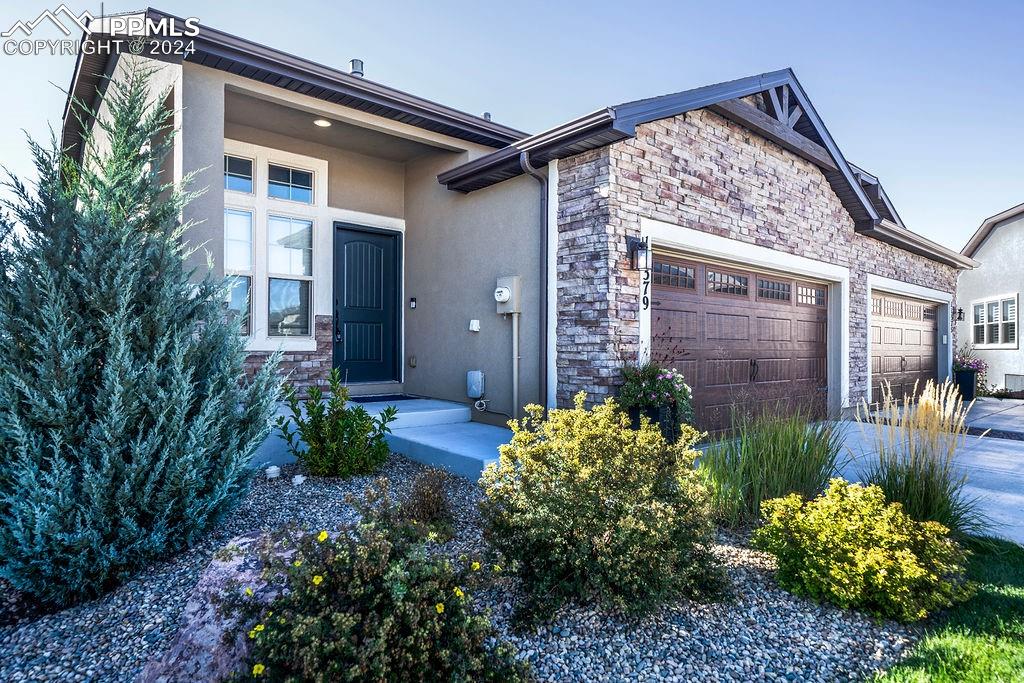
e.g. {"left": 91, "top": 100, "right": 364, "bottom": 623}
{"left": 962, "top": 202, "right": 1024, "bottom": 257}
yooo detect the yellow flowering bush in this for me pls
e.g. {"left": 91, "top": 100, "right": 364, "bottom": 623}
{"left": 480, "top": 393, "right": 724, "bottom": 620}
{"left": 225, "top": 479, "right": 528, "bottom": 681}
{"left": 753, "top": 478, "right": 974, "bottom": 622}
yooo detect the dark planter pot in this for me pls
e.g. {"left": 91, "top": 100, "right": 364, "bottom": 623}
{"left": 954, "top": 368, "right": 978, "bottom": 401}
{"left": 627, "top": 404, "right": 680, "bottom": 443}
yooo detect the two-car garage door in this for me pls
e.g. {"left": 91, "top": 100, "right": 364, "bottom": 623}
{"left": 651, "top": 254, "right": 829, "bottom": 432}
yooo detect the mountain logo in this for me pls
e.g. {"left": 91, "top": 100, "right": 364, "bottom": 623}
{"left": 2, "top": 5, "right": 94, "bottom": 38}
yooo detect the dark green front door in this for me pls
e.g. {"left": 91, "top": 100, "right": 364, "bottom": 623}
{"left": 333, "top": 223, "right": 401, "bottom": 383}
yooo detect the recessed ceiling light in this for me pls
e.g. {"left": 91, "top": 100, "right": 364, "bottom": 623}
{"left": 313, "top": 118, "right": 332, "bottom": 127}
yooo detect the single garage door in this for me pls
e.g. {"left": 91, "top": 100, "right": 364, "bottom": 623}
{"left": 652, "top": 254, "right": 829, "bottom": 433}
{"left": 870, "top": 293, "right": 938, "bottom": 401}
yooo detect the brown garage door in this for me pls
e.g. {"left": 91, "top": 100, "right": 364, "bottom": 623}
{"left": 870, "top": 293, "right": 938, "bottom": 401}
{"left": 652, "top": 254, "right": 828, "bottom": 433}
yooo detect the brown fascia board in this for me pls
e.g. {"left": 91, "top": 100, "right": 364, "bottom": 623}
{"left": 858, "top": 219, "right": 978, "bottom": 269}
{"left": 178, "top": 13, "right": 525, "bottom": 148}
{"left": 961, "top": 201, "right": 1024, "bottom": 257}
{"left": 61, "top": 8, "right": 526, "bottom": 159}
{"left": 437, "top": 108, "right": 619, "bottom": 191}
{"left": 439, "top": 68, "right": 881, "bottom": 229}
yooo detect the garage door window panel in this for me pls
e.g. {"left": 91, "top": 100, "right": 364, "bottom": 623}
{"left": 707, "top": 269, "right": 749, "bottom": 297}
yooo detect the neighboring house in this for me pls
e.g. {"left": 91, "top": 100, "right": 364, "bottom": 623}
{"left": 61, "top": 9, "right": 975, "bottom": 433}
{"left": 958, "top": 203, "right": 1023, "bottom": 392}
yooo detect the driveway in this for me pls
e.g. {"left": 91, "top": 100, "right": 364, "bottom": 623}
{"left": 839, "top": 420, "right": 1024, "bottom": 545}
{"left": 967, "top": 397, "right": 1024, "bottom": 439}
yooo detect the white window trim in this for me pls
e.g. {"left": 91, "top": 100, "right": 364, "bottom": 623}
{"left": 224, "top": 139, "right": 328, "bottom": 352}
{"left": 972, "top": 292, "right": 1019, "bottom": 350}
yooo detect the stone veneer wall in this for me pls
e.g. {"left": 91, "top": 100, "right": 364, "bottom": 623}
{"left": 555, "top": 108, "right": 959, "bottom": 407}
{"left": 243, "top": 315, "right": 332, "bottom": 397}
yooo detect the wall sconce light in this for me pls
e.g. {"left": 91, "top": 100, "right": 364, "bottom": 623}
{"left": 627, "top": 236, "right": 650, "bottom": 271}
{"left": 953, "top": 307, "right": 965, "bottom": 322}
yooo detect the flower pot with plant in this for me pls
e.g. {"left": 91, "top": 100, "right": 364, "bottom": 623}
{"left": 952, "top": 345, "right": 988, "bottom": 402}
{"left": 618, "top": 361, "right": 694, "bottom": 441}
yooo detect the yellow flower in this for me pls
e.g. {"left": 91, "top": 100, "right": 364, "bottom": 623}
{"left": 471, "top": 561, "right": 481, "bottom": 571}
{"left": 293, "top": 559, "right": 302, "bottom": 567}
{"left": 244, "top": 587, "right": 254, "bottom": 597}
{"left": 254, "top": 623, "right": 265, "bottom": 632}
{"left": 248, "top": 630, "right": 256, "bottom": 639}
{"left": 313, "top": 574, "right": 324, "bottom": 586}
{"left": 492, "top": 564, "right": 502, "bottom": 573}
{"left": 278, "top": 617, "right": 286, "bottom": 624}
{"left": 317, "top": 530, "right": 329, "bottom": 543}
{"left": 435, "top": 602, "right": 444, "bottom": 614}
{"left": 453, "top": 586, "right": 464, "bottom": 599}
{"left": 252, "top": 663, "right": 266, "bottom": 676}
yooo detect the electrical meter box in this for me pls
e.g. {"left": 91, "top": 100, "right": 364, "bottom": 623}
{"left": 467, "top": 370, "right": 485, "bottom": 399}
{"left": 495, "top": 275, "right": 522, "bottom": 314}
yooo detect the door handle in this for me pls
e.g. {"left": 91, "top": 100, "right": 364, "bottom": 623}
{"left": 750, "top": 358, "right": 759, "bottom": 382}
{"left": 334, "top": 298, "right": 343, "bottom": 342}
{"left": 900, "top": 356, "right": 907, "bottom": 372}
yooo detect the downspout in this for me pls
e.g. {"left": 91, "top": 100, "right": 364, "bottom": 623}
{"left": 519, "top": 151, "right": 548, "bottom": 412}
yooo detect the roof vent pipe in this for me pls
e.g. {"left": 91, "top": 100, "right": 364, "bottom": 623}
{"left": 483, "top": 112, "right": 492, "bottom": 121}
{"left": 349, "top": 59, "right": 364, "bottom": 77}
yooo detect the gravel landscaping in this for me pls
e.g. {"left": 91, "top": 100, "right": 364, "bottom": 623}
{"left": 0, "top": 455, "right": 918, "bottom": 682}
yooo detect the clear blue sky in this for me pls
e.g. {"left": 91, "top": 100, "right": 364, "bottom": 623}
{"left": 1, "top": 0, "right": 1021, "bottom": 250}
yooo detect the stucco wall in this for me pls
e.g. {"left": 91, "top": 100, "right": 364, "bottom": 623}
{"left": 956, "top": 214, "right": 1024, "bottom": 387}
{"left": 556, "top": 108, "right": 959, "bottom": 406}
{"left": 224, "top": 122, "right": 405, "bottom": 219}
{"left": 403, "top": 152, "right": 542, "bottom": 421}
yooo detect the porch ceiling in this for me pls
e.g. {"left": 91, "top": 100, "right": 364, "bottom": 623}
{"left": 225, "top": 91, "right": 441, "bottom": 162}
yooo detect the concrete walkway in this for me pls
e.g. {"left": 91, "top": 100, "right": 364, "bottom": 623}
{"left": 967, "top": 397, "right": 1024, "bottom": 438}
{"left": 839, "top": 420, "right": 1024, "bottom": 544}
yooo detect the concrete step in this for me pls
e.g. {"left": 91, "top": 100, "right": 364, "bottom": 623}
{"left": 385, "top": 421, "right": 511, "bottom": 480}
{"left": 354, "top": 399, "right": 471, "bottom": 430}
{"left": 252, "top": 398, "right": 507, "bottom": 479}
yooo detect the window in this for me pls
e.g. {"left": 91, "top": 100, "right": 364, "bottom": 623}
{"left": 224, "top": 155, "right": 253, "bottom": 193}
{"left": 268, "top": 164, "right": 313, "bottom": 203}
{"left": 223, "top": 208, "right": 253, "bottom": 335}
{"left": 973, "top": 295, "right": 1018, "bottom": 348}
{"left": 797, "top": 285, "right": 827, "bottom": 307}
{"left": 268, "top": 215, "right": 313, "bottom": 337}
{"left": 757, "top": 278, "right": 791, "bottom": 301}
{"left": 652, "top": 261, "right": 695, "bottom": 289}
{"left": 268, "top": 216, "right": 313, "bottom": 276}
{"left": 269, "top": 278, "right": 312, "bottom": 337}
{"left": 707, "top": 270, "right": 748, "bottom": 296}
{"left": 224, "top": 209, "right": 253, "bottom": 271}
{"left": 225, "top": 276, "right": 251, "bottom": 335}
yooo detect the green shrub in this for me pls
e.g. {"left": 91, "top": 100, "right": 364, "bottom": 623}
{"left": 479, "top": 393, "right": 724, "bottom": 620}
{"left": 857, "top": 380, "right": 987, "bottom": 537}
{"left": 0, "top": 64, "right": 280, "bottom": 606}
{"left": 699, "top": 410, "right": 845, "bottom": 527}
{"left": 400, "top": 468, "right": 456, "bottom": 542}
{"left": 753, "top": 478, "right": 974, "bottom": 622}
{"left": 227, "top": 480, "right": 529, "bottom": 682}
{"left": 277, "top": 368, "right": 396, "bottom": 477}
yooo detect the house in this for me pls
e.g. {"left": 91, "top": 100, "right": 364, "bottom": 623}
{"left": 958, "top": 203, "right": 1023, "bottom": 392}
{"left": 61, "top": 9, "right": 975, "bottom": 446}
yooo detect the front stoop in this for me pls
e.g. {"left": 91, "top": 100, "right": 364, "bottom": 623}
{"left": 251, "top": 398, "right": 511, "bottom": 479}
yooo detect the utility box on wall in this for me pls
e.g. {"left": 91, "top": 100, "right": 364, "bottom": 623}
{"left": 495, "top": 275, "right": 522, "bottom": 314}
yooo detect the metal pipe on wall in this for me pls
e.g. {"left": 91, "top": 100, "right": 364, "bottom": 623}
{"left": 518, "top": 152, "right": 548, "bottom": 411}
{"left": 511, "top": 311, "right": 520, "bottom": 419}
